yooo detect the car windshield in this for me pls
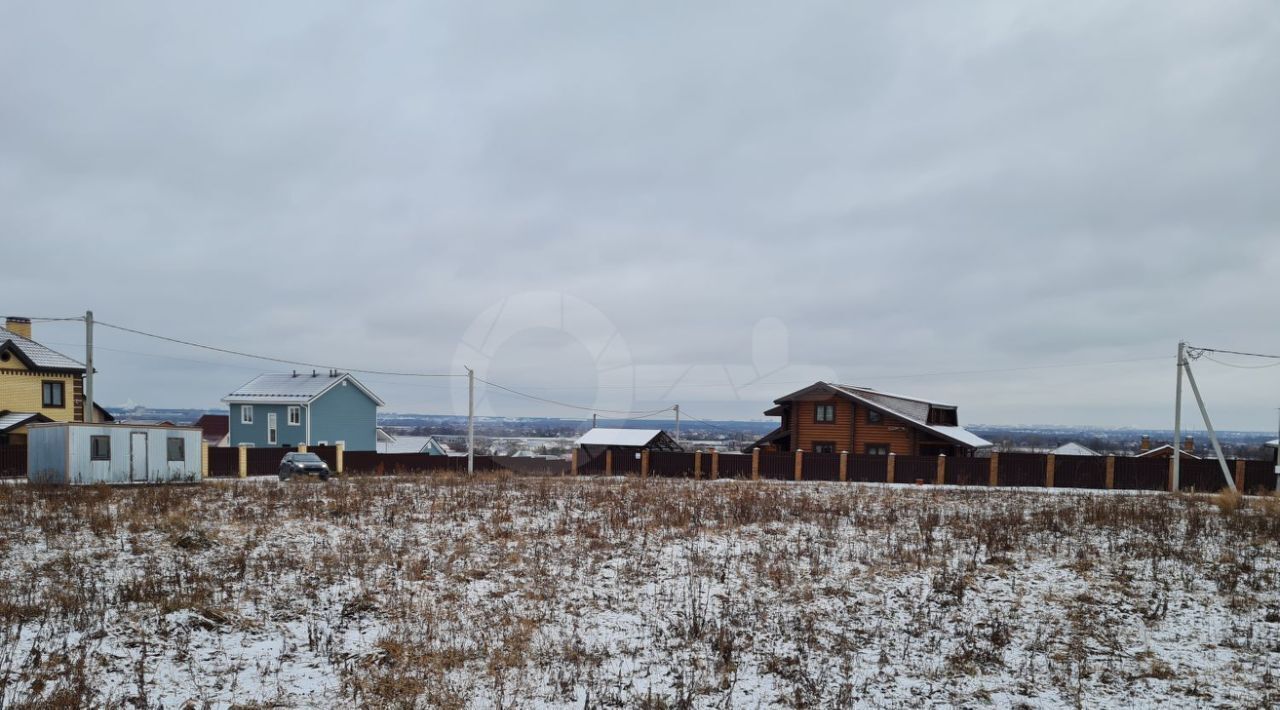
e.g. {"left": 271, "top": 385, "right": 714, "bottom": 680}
{"left": 291, "top": 453, "right": 323, "bottom": 463}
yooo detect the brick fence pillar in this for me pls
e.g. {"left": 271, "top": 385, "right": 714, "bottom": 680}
{"left": 839, "top": 451, "right": 848, "bottom": 482}
{"left": 1105, "top": 455, "right": 1115, "bottom": 489}
{"left": 297, "top": 443, "right": 307, "bottom": 453}
{"left": 1235, "top": 459, "right": 1246, "bottom": 493}
{"left": 886, "top": 453, "right": 895, "bottom": 484}
{"left": 694, "top": 450, "right": 702, "bottom": 480}
{"left": 751, "top": 447, "right": 760, "bottom": 481}
{"left": 1168, "top": 457, "right": 1177, "bottom": 492}
{"left": 794, "top": 449, "right": 804, "bottom": 482}
{"left": 935, "top": 454, "right": 946, "bottom": 485}
{"left": 605, "top": 450, "right": 613, "bottom": 476}
{"left": 201, "top": 441, "right": 209, "bottom": 479}
{"left": 988, "top": 452, "right": 1000, "bottom": 487}
{"left": 641, "top": 449, "right": 650, "bottom": 478}
{"left": 238, "top": 444, "right": 248, "bottom": 479}
{"left": 711, "top": 450, "right": 719, "bottom": 480}
{"left": 1045, "top": 453, "right": 1055, "bottom": 488}
{"left": 336, "top": 442, "right": 344, "bottom": 475}
{"left": 571, "top": 448, "right": 579, "bottom": 476}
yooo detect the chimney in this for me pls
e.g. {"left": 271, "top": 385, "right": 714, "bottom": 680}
{"left": 1140, "top": 435, "right": 1152, "bottom": 452}
{"left": 1183, "top": 436, "right": 1195, "bottom": 454}
{"left": 4, "top": 316, "right": 31, "bottom": 339}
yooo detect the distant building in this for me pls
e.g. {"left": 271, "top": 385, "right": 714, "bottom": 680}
{"left": 576, "top": 428, "right": 682, "bottom": 461}
{"left": 1137, "top": 435, "right": 1200, "bottom": 460}
{"left": 194, "top": 414, "right": 230, "bottom": 447}
{"left": 0, "top": 316, "right": 113, "bottom": 445}
{"left": 747, "top": 382, "right": 992, "bottom": 456}
{"left": 377, "top": 429, "right": 452, "bottom": 455}
{"left": 1050, "top": 442, "right": 1100, "bottom": 456}
{"left": 223, "top": 371, "right": 383, "bottom": 451}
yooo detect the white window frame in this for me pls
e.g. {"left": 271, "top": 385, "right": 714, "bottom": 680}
{"left": 241, "top": 405, "right": 253, "bottom": 424}
{"left": 267, "top": 413, "right": 278, "bottom": 445}
{"left": 287, "top": 406, "right": 301, "bottom": 426}
{"left": 317, "top": 440, "right": 328, "bottom": 446}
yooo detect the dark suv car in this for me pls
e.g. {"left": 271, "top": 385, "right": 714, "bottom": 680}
{"left": 278, "top": 452, "right": 331, "bottom": 481}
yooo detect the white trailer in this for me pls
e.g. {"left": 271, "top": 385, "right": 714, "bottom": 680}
{"left": 27, "top": 422, "right": 202, "bottom": 485}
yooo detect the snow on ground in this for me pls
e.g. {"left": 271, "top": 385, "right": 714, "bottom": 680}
{"left": 1, "top": 476, "right": 1279, "bottom": 707}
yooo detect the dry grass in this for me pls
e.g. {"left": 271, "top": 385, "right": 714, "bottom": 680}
{"left": 1, "top": 476, "right": 1279, "bottom": 707}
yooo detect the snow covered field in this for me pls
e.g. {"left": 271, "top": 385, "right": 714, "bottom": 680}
{"left": 2, "top": 476, "right": 1279, "bottom": 708}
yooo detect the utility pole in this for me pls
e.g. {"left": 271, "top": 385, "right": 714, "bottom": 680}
{"left": 84, "top": 310, "right": 94, "bottom": 423}
{"left": 1172, "top": 341, "right": 1184, "bottom": 492}
{"left": 1182, "top": 355, "right": 1235, "bottom": 492}
{"left": 466, "top": 366, "right": 474, "bottom": 475}
{"left": 674, "top": 404, "right": 680, "bottom": 446}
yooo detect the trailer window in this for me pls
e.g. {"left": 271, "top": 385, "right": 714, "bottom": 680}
{"left": 167, "top": 437, "right": 185, "bottom": 462}
{"left": 90, "top": 435, "right": 111, "bottom": 460}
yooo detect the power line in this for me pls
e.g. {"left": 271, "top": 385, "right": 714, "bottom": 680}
{"left": 95, "top": 320, "right": 463, "bottom": 378}
{"left": 476, "top": 377, "right": 675, "bottom": 417}
{"left": 1187, "top": 345, "right": 1280, "bottom": 361}
{"left": 1201, "top": 354, "right": 1280, "bottom": 370}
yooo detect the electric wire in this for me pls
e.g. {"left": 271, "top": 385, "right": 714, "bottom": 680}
{"left": 475, "top": 377, "right": 675, "bottom": 417}
{"left": 95, "top": 320, "right": 463, "bottom": 378}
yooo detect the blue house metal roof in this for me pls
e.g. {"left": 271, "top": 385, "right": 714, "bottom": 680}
{"left": 222, "top": 372, "right": 385, "bottom": 406}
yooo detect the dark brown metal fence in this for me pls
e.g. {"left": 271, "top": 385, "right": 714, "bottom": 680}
{"left": 717, "top": 453, "right": 753, "bottom": 479}
{"left": 847, "top": 454, "right": 888, "bottom": 483}
{"left": 1243, "top": 460, "right": 1277, "bottom": 494}
{"left": 759, "top": 452, "right": 793, "bottom": 480}
{"left": 207, "top": 447, "right": 238, "bottom": 477}
{"left": 801, "top": 453, "right": 841, "bottom": 481}
{"left": 1177, "top": 458, "right": 1233, "bottom": 492}
{"left": 894, "top": 455, "right": 936, "bottom": 484}
{"left": 0, "top": 447, "right": 26, "bottom": 477}
{"left": 649, "top": 451, "right": 696, "bottom": 477}
{"left": 1053, "top": 455, "right": 1107, "bottom": 489}
{"left": 997, "top": 453, "right": 1046, "bottom": 487}
{"left": 1112, "top": 456, "right": 1168, "bottom": 491}
{"left": 944, "top": 456, "right": 989, "bottom": 486}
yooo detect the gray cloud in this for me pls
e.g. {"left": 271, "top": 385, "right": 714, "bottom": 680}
{"left": 2, "top": 1, "right": 1279, "bottom": 428}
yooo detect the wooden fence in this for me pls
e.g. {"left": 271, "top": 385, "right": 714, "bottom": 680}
{"left": 569, "top": 448, "right": 1280, "bottom": 495}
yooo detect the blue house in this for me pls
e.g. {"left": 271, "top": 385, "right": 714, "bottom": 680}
{"left": 223, "top": 371, "right": 384, "bottom": 451}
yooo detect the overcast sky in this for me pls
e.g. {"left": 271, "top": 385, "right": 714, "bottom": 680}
{"left": 3, "top": 1, "right": 1279, "bottom": 429}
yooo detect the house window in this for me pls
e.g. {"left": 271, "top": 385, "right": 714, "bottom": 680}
{"left": 813, "top": 442, "right": 837, "bottom": 454}
{"left": 865, "top": 443, "right": 890, "bottom": 456}
{"left": 241, "top": 405, "right": 253, "bottom": 424}
{"left": 167, "top": 437, "right": 185, "bottom": 462}
{"left": 867, "top": 409, "right": 883, "bottom": 424}
{"left": 42, "top": 381, "right": 65, "bottom": 408}
{"left": 814, "top": 404, "right": 835, "bottom": 423}
{"left": 267, "top": 413, "right": 278, "bottom": 445}
{"left": 288, "top": 406, "right": 301, "bottom": 426}
{"left": 90, "top": 435, "right": 111, "bottom": 460}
